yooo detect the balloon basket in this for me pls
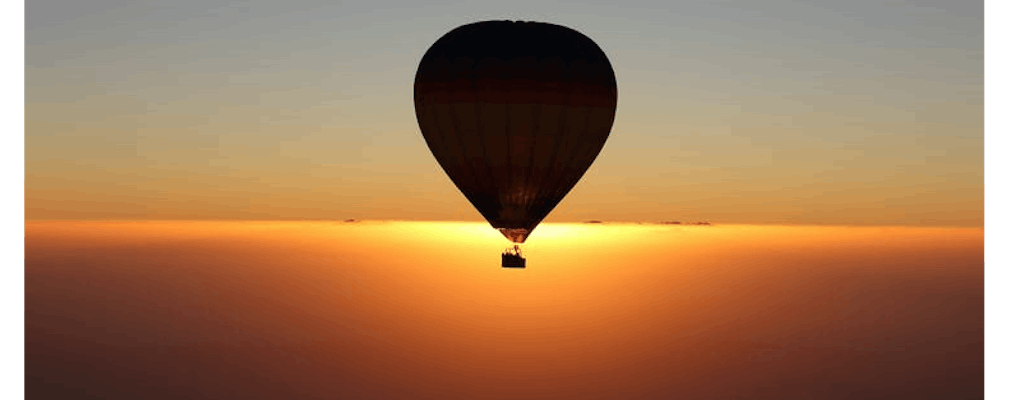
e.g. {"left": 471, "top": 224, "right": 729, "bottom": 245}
{"left": 501, "top": 245, "right": 526, "bottom": 269}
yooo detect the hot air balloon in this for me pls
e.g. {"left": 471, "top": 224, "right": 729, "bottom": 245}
{"left": 414, "top": 20, "right": 617, "bottom": 268}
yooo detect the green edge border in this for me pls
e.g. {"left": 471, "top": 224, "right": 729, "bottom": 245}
{"left": 1, "top": 0, "right": 24, "bottom": 398}
{"left": 983, "top": 1, "right": 1015, "bottom": 398}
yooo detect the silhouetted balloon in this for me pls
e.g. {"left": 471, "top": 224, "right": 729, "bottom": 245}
{"left": 414, "top": 20, "right": 617, "bottom": 243}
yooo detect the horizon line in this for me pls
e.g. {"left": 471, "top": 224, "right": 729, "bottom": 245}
{"left": 23, "top": 219, "right": 984, "bottom": 229}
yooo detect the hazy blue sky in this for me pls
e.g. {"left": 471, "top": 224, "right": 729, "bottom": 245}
{"left": 26, "top": 0, "right": 983, "bottom": 225}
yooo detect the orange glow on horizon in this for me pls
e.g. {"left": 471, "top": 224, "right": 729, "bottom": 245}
{"left": 26, "top": 221, "right": 983, "bottom": 398}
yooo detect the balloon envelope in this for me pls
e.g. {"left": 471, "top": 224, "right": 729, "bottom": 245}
{"left": 414, "top": 20, "right": 617, "bottom": 243}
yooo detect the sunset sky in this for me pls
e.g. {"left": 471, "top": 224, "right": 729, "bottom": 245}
{"left": 26, "top": 0, "right": 982, "bottom": 226}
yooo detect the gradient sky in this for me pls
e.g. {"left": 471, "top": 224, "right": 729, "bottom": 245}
{"left": 26, "top": 0, "right": 983, "bottom": 226}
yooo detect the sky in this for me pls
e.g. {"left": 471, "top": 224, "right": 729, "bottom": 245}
{"left": 25, "top": 0, "right": 983, "bottom": 226}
